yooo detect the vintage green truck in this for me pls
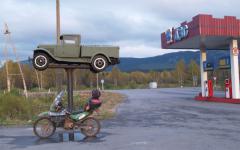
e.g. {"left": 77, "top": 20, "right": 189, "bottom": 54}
{"left": 33, "top": 34, "right": 120, "bottom": 72}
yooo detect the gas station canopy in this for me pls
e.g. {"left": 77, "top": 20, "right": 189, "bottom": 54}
{"left": 161, "top": 14, "right": 240, "bottom": 102}
{"left": 161, "top": 14, "right": 240, "bottom": 50}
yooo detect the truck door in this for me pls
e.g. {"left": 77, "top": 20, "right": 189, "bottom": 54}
{"left": 55, "top": 35, "right": 80, "bottom": 58}
{"left": 55, "top": 45, "right": 80, "bottom": 58}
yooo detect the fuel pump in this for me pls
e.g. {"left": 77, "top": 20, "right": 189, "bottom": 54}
{"left": 204, "top": 80, "right": 213, "bottom": 97}
{"left": 218, "top": 57, "right": 232, "bottom": 99}
{"left": 208, "top": 80, "right": 213, "bottom": 97}
{"left": 225, "top": 79, "right": 232, "bottom": 99}
{"left": 203, "top": 62, "right": 214, "bottom": 97}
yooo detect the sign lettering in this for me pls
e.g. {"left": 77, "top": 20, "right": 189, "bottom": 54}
{"left": 165, "top": 25, "right": 188, "bottom": 44}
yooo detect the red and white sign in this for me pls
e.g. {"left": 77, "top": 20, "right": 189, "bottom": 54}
{"left": 232, "top": 47, "right": 239, "bottom": 56}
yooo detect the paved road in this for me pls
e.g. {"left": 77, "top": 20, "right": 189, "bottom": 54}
{"left": 1, "top": 88, "right": 240, "bottom": 150}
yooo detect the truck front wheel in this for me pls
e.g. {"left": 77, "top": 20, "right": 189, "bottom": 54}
{"left": 91, "top": 55, "right": 108, "bottom": 73}
{"left": 33, "top": 53, "right": 49, "bottom": 71}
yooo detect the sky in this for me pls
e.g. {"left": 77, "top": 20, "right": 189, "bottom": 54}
{"left": 0, "top": 0, "right": 240, "bottom": 61}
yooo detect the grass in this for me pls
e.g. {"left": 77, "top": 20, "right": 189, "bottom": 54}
{"left": 94, "top": 92, "right": 125, "bottom": 120}
{"left": 73, "top": 91, "right": 125, "bottom": 120}
{"left": 0, "top": 91, "right": 124, "bottom": 126}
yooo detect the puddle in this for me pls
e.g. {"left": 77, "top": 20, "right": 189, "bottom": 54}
{"left": 35, "top": 132, "right": 102, "bottom": 143}
{"left": 59, "top": 132, "right": 88, "bottom": 142}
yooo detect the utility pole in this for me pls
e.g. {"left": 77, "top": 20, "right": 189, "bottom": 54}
{"left": 56, "top": 0, "right": 61, "bottom": 45}
{"left": 3, "top": 26, "right": 10, "bottom": 92}
{"left": 3, "top": 23, "right": 28, "bottom": 98}
{"left": 56, "top": 0, "right": 62, "bottom": 92}
{"left": 34, "top": 69, "right": 41, "bottom": 91}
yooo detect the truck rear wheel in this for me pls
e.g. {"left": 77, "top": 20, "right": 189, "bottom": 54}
{"left": 91, "top": 55, "right": 108, "bottom": 72}
{"left": 33, "top": 53, "right": 49, "bottom": 71}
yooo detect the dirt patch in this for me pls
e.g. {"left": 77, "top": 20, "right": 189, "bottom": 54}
{"left": 73, "top": 91, "right": 125, "bottom": 120}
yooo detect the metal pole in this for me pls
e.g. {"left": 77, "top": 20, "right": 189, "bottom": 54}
{"left": 4, "top": 23, "right": 28, "bottom": 98}
{"left": 3, "top": 23, "right": 11, "bottom": 92}
{"left": 56, "top": 0, "right": 61, "bottom": 45}
{"left": 200, "top": 49, "right": 207, "bottom": 97}
{"left": 40, "top": 72, "right": 43, "bottom": 90}
{"left": 96, "top": 73, "right": 99, "bottom": 90}
{"left": 34, "top": 69, "right": 41, "bottom": 91}
{"left": 66, "top": 69, "right": 74, "bottom": 112}
{"left": 102, "top": 82, "right": 104, "bottom": 91}
{"left": 230, "top": 39, "right": 240, "bottom": 99}
{"left": 56, "top": 0, "right": 62, "bottom": 92}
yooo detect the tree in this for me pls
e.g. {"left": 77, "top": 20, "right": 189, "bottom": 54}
{"left": 149, "top": 70, "right": 157, "bottom": 82}
{"left": 175, "top": 59, "right": 186, "bottom": 87}
{"left": 111, "top": 66, "right": 120, "bottom": 87}
{"left": 189, "top": 59, "right": 200, "bottom": 86}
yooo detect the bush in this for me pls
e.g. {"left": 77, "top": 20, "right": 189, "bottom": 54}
{"left": 0, "top": 92, "right": 55, "bottom": 125}
{"left": 0, "top": 93, "right": 31, "bottom": 120}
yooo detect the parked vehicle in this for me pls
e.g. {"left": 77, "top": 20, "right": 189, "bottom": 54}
{"left": 33, "top": 90, "right": 102, "bottom": 138}
{"left": 33, "top": 34, "right": 120, "bottom": 72}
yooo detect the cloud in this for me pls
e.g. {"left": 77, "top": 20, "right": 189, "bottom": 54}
{"left": 0, "top": 0, "right": 240, "bottom": 60}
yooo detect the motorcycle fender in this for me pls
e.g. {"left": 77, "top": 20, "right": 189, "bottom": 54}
{"left": 38, "top": 111, "right": 49, "bottom": 117}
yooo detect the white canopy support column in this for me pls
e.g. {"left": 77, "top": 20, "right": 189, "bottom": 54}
{"left": 230, "top": 39, "right": 240, "bottom": 99}
{"left": 200, "top": 49, "right": 207, "bottom": 97}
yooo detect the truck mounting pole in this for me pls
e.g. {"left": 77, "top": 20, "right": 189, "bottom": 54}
{"left": 56, "top": 0, "right": 62, "bottom": 92}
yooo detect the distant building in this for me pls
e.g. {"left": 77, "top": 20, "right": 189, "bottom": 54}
{"left": 149, "top": 82, "right": 158, "bottom": 89}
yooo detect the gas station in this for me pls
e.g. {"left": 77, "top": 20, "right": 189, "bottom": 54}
{"left": 161, "top": 14, "right": 240, "bottom": 103}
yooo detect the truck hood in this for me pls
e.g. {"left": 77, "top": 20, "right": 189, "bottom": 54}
{"left": 37, "top": 44, "right": 56, "bottom": 49}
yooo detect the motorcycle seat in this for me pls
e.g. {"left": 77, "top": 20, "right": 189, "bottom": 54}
{"left": 71, "top": 110, "right": 84, "bottom": 115}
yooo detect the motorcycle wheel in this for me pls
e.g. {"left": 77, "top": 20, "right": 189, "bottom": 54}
{"left": 81, "top": 117, "right": 100, "bottom": 137}
{"left": 33, "top": 117, "right": 56, "bottom": 139}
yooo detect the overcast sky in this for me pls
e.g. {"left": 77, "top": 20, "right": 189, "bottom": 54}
{"left": 0, "top": 0, "right": 239, "bottom": 60}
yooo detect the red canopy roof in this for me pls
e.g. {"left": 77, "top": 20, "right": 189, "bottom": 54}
{"left": 161, "top": 14, "right": 240, "bottom": 50}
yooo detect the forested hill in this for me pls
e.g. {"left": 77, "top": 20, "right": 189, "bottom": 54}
{"left": 22, "top": 50, "right": 229, "bottom": 72}
{"left": 116, "top": 50, "right": 229, "bottom": 72}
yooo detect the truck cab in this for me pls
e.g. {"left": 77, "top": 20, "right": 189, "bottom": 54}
{"left": 55, "top": 35, "right": 81, "bottom": 58}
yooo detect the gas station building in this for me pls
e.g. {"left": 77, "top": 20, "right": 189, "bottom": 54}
{"left": 161, "top": 14, "right": 240, "bottom": 103}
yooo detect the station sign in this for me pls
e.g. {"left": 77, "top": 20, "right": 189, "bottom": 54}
{"left": 165, "top": 25, "right": 189, "bottom": 44}
{"left": 213, "top": 76, "right": 217, "bottom": 81}
{"left": 232, "top": 47, "right": 239, "bottom": 56}
{"left": 101, "top": 79, "right": 104, "bottom": 84}
{"left": 203, "top": 61, "right": 214, "bottom": 71}
{"left": 218, "top": 57, "right": 231, "bottom": 69}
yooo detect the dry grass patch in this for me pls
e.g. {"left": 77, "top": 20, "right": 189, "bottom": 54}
{"left": 73, "top": 91, "right": 125, "bottom": 120}
{"left": 0, "top": 91, "right": 125, "bottom": 126}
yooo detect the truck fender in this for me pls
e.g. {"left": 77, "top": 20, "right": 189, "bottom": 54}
{"left": 90, "top": 53, "right": 111, "bottom": 63}
{"left": 33, "top": 48, "right": 57, "bottom": 61}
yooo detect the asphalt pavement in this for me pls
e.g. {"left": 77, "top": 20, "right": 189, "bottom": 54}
{"left": 1, "top": 88, "right": 240, "bottom": 150}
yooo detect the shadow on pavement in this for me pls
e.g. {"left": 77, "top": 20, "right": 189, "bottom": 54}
{"left": 0, "top": 131, "right": 111, "bottom": 149}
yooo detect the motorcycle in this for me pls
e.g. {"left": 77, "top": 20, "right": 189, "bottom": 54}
{"left": 33, "top": 90, "right": 102, "bottom": 139}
